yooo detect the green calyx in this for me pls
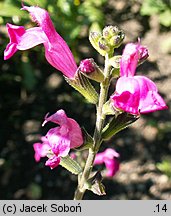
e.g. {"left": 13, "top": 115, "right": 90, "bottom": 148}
{"left": 65, "top": 71, "right": 99, "bottom": 104}
{"left": 60, "top": 155, "right": 82, "bottom": 175}
{"left": 109, "top": 55, "right": 122, "bottom": 78}
{"left": 85, "top": 171, "right": 106, "bottom": 196}
{"left": 102, "top": 112, "right": 139, "bottom": 140}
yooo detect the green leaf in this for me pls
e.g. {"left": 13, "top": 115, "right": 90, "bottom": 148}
{"left": 140, "top": 0, "right": 163, "bottom": 16}
{"left": 109, "top": 55, "right": 121, "bottom": 68}
{"left": 90, "top": 181, "right": 106, "bottom": 196}
{"left": 156, "top": 156, "right": 171, "bottom": 178}
{"left": 65, "top": 72, "right": 99, "bottom": 104}
{"left": 22, "top": 0, "right": 47, "bottom": 8}
{"left": 60, "top": 155, "right": 82, "bottom": 175}
{"left": 102, "top": 112, "right": 139, "bottom": 140}
{"left": 159, "top": 10, "right": 171, "bottom": 27}
{"left": 102, "top": 100, "right": 116, "bottom": 116}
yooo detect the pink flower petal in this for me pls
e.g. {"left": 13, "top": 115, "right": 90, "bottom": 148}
{"left": 33, "top": 142, "right": 50, "bottom": 162}
{"left": 120, "top": 43, "right": 139, "bottom": 77}
{"left": 4, "top": 23, "right": 25, "bottom": 60}
{"left": 42, "top": 109, "right": 83, "bottom": 149}
{"left": 22, "top": 6, "right": 77, "bottom": 78}
{"left": 17, "top": 27, "right": 47, "bottom": 50}
{"left": 94, "top": 152, "right": 104, "bottom": 164}
{"left": 67, "top": 118, "right": 83, "bottom": 149}
{"left": 94, "top": 148, "right": 120, "bottom": 177}
{"left": 104, "top": 158, "right": 119, "bottom": 177}
{"left": 33, "top": 109, "right": 83, "bottom": 169}
{"left": 104, "top": 148, "right": 120, "bottom": 159}
{"left": 112, "top": 75, "right": 167, "bottom": 114}
{"left": 120, "top": 42, "right": 149, "bottom": 77}
{"left": 45, "top": 155, "right": 60, "bottom": 169}
{"left": 42, "top": 109, "right": 68, "bottom": 126}
{"left": 46, "top": 127, "right": 70, "bottom": 157}
{"left": 138, "top": 45, "right": 149, "bottom": 62}
{"left": 135, "top": 76, "right": 168, "bottom": 113}
{"left": 111, "top": 77, "right": 140, "bottom": 115}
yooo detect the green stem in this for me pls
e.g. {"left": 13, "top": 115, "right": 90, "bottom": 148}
{"left": 74, "top": 54, "right": 111, "bottom": 200}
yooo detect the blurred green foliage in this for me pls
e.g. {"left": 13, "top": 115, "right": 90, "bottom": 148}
{"left": 140, "top": 0, "right": 171, "bottom": 27}
{"left": 0, "top": 0, "right": 107, "bottom": 42}
{"left": 157, "top": 157, "right": 171, "bottom": 179}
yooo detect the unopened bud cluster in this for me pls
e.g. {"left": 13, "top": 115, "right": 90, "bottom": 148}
{"left": 89, "top": 25, "right": 125, "bottom": 56}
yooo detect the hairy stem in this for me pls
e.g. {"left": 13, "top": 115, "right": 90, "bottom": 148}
{"left": 74, "top": 54, "right": 111, "bottom": 200}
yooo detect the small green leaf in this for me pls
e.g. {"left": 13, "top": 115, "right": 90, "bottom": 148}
{"left": 86, "top": 171, "right": 106, "bottom": 196}
{"left": 0, "top": 3, "right": 27, "bottom": 18}
{"left": 109, "top": 55, "right": 121, "bottom": 68}
{"left": 91, "top": 181, "right": 106, "bottom": 196}
{"left": 102, "top": 112, "right": 139, "bottom": 140}
{"left": 89, "top": 31, "right": 106, "bottom": 56}
{"left": 102, "top": 100, "right": 116, "bottom": 116}
{"left": 60, "top": 155, "right": 82, "bottom": 175}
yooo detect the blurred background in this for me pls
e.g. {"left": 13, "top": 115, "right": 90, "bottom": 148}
{"left": 0, "top": 0, "right": 171, "bottom": 199}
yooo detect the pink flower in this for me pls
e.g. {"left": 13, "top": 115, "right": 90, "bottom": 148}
{"left": 4, "top": 6, "right": 77, "bottom": 78}
{"left": 33, "top": 109, "right": 83, "bottom": 169}
{"left": 111, "top": 42, "right": 168, "bottom": 115}
{"left": 42, "top": 109, "right": 83, "bottom": 149}
{"left": 33, "top": 136, "right": 50, "bottom": 162}
{"left": 94, "top": 148, "right": 120, "bottom": 177}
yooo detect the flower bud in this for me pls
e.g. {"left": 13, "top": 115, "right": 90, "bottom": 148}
{"left": 110, "top": 31, "right": 125, "bottom": 48}
{"left": 89, "top": 26, "right": 125, "bottom": 56}
{"left": 98, "top": 38, "right": 110, "bottom": 52}
{"left": 79, "top": 58, "right": 96, "bottom": 73}
{"left": 79, "top": 58, "right": 104, "bottom": 82}
{"left": 103, "top": 26, "right": 120, "bottom": 39}
{"left": 103, "top": 25, "right": 125, "bottom": 48}
{"left": 89, "top": 32, "right": 106, "bottom": 56}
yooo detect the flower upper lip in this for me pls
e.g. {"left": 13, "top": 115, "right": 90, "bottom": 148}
{"left": 4, "top": 6, "right": 77, "bottom": 78}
